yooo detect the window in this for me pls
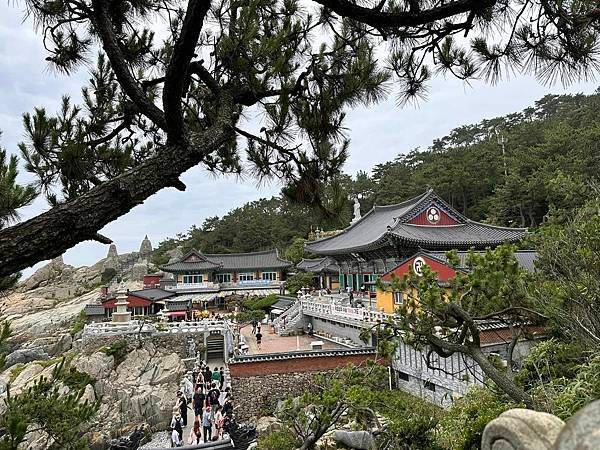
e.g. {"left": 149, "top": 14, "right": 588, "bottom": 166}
{"left": 216, "top": 273, "right": 232, "bottom": 283}
{"left": 393, "top": 292, "right": 404, "bottom": 305}
{"left": 396, "top": 370, "right": 409, "bottom": 382}
{"left": 262, "top": 272, "right": 277, "bottom": 281}
{"left": 183, "top": 274, "right": 203, "bottom": 284}
{"left": 423, "top": 380, "right": 436, "bottom": 392}
{"left": 238, "top": 273, "right": 254, "bottom": 281}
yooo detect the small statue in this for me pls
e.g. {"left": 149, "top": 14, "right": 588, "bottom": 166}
{"left": 352, "top": 197, "right": 362, "bottom": 223}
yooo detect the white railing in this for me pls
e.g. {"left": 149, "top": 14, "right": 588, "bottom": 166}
{"left": 164, "top": 282, "right": 220, "bottom": 291}
{"left": 300, "top": 299, "right": 392, "bottom": 323}
{"left": 83, "top": 319, "right": 233, "bottom": 337}
{"left": 221, "top": 280, "right": 282, "bottom": 288}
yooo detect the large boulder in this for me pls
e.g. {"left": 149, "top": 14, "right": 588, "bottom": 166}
{"left": 256, "top": 416, "right": 283, "bottom": 436}
{"left": 333, "top": 431, "right": 376, "bottom": 450}
{"left": 73, "top": 351, "right": 115, "bottom": 380}
{"left": 553, "top": 400, "right": 600, "bottom": 450}
{"left": 482, "top": 408, "right": 565, "bottom": 450}
{"left": 5, "top": 348, "right": 49, "bottom": 368}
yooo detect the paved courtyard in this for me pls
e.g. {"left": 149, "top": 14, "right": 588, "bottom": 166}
{"left": 240, "top": 324, "right": 342, "bottom": 354}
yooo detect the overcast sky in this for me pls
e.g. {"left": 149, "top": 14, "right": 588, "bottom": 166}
{"left": 1, "top": 3, "right": 597, "bottom": 276}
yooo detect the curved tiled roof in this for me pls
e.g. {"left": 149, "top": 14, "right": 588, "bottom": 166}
{"left": 389, "top": 221, "right": 526, "bottom": 248}
{"left": 305, "top": 191, "right": 429, "bottom": 254}
{"left": 161, "top": 249, "right": 292, "bottom": 273}
{"left": 296, "top": 257, "right": 340, "bottom": 273}
{"left": 423, "top": 250, "right": 538, "bottom": 272}
{"left": 204, "top": 249, "right": 293, "bottom": 270}
{"left": 305, "top": 190, "right": 526, "bottom": 254}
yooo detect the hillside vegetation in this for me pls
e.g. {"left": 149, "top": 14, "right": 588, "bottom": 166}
{"left": 153, "top": 90, "right": 600, "bottom": 264}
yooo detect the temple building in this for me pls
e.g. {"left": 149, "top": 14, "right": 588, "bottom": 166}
{"left": 375, "top": 250, "right": 538, "bottom": 313}
{"left": 305, "top": 189, "right": 527, "bottom": 292}
{"left": 295, "top": 257, "right": 341, "bottom": 290}
{"left": 159, "top": 249, "right": 292, "bottom": 295}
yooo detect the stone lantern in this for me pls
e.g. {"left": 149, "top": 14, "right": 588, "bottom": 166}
{"left": 112, "top": 286, "right": 131, "bottom": 323}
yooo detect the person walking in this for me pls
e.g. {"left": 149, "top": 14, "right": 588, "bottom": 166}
{"left": 256, "top": 330, "right": 263, "bottom": 349}
{"left": 219, "top": 367, "right": 225, "bottom": 390}
{"left": 171, "top": 427, "right": 182, "bottom": 447}
{"left": 251, "top": 318, "right": 257, "bottom": 334}
{"left": 176, "top": 391, "right": 188, "bottom": 427}
{"left": 211, "top": 367, "right": 221, "bottom": 385}
{"left": 214, "top": 405, "right": 224, "bottom": 440}
{"left": 202, "top": 406, "right": 213, "bottom": 442}
{"left": 170, "top": 409, "right": 184, "bottom": 444}
{"left": 188, "top": 419, "right": 202, "bottom": 445}
{"left": 192, "top": 386, "right": 206, "bottom": 422}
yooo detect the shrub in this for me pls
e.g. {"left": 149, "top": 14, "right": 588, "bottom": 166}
{"left": 70, "top": 310, "right": 87, "bottom": 337}
{"left": 435, "top": 387, "right": 513, "bottom": 450}
{"left": 285, "top": 272, "right": 314, "bottom": 294}
{"left": 257, "top": 428, "right": 299, "bottom": 450}
{"left": 242, "top": 294, "right": 278, "bottom": 312}
{"left": 101, "top": 340, "right": 128, "bottom": 365}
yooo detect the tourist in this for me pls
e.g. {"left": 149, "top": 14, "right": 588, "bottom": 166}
{"left": 192, "top": 366, "right": 199, "bottom": 388}
{"left": 207, "top": 382, "right": 221, "bottom": 409}
{"left": 256, "top": 330, "right": 262, "bottom": 349}
{"left": 171, "top": 427, "right": 182, "bottom": 447}
{"left": 193, "top": 386, "right": 205, "bottom": 421}
{"left": 170, "top": 409, "right": 184, "bottom": 444}
{"left": 188, "top": 419, "right": 202, "bottom": 445}
{"left": 214, "top": 405, "right": 224, "bottom": 440}
{"left": 211, "top": 366, "right": 221, "bottom": 385}
{"left": 182, "top": 375, "right": 194, "bottom": 402}
{"left": 223, "top": 397, "right": 234, "bottom": 416}
{"left": 251, "top": 318, "right": 257, "bottom": 334}
{"left": 202, "top": 406, "right": 212, "bottom": 442}
{"left": 219, "top": 366, "right": 225, "bottom": 390}
{"left": 307, "top": 322, "right": 313, "bottom": 336}
{"left": 176, "top": 391, "right": 188, "bottom": 427}
{"left": 204, "top": 366, "right": 212, "bottom": 385}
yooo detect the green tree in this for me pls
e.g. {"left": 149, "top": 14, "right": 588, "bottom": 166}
{"left": 286, "top": 272, "right": 315, "bottom": 295}
{"left": 378, "top": 245, "right": 542, "bottom": 407}
{"left": 0, "top": 360, "right": 99, "bottom": 449}
{"left": 284, "top": 238, "right": 308, "bottom": 264}
{"left": 534, "top": 197, "right": 600, "bottom": 346}
{"left": 3, "top": 0, "right": 600, "bottom": 276}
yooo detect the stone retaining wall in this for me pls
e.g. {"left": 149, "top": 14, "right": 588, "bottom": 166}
{"left": 231, "top": 371, "right": 319, "bottom": 422}
{"left": 76, "top": 332, "right": 206, "bottom": 360}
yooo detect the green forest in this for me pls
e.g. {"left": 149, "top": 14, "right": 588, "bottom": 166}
{"left": 153, "top": 90, "right": 600, "bottom": 264}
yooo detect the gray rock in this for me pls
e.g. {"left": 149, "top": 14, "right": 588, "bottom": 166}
{"left": 554, "top": 400, "right": 600, "bottom": 450}
{"left": 333, "top": 430, "right": 376, "bottom": 450}
{"left": 481, "top": 408, "right": 564, "bottom": 450}
{"left": 256, "top": 416, "right": 283, "bottom": 436}
{"left": 5, "top": 348, "right": 50, "bottom": 368}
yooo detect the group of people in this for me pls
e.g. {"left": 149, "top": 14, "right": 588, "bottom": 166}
{"left": 169, "top": 362, "right": 235, "bottom": 447}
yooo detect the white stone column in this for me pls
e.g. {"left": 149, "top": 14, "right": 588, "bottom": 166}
{"left": 112, "top": 286, "right": 131, "bottom": 323}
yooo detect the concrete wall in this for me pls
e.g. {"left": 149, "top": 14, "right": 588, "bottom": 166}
{"left": 309, "top": 316, "right": 369, "bottom": 346}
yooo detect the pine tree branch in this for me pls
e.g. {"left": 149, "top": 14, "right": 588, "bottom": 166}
{"left": 163, "top": 0, "right": 212, "bottom": 141}
{"left": 0, "top": 96, "right": 236, "bottom": 277}
{"left": 312, "top": 0, "right": 496, "bottom": 29}
{"left": 90, "top": 0, "right": 167, "bottom": 130}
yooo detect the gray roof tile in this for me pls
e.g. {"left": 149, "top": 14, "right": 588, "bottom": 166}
{"left": 161, "top": 249, "right": 292, "bottom": 273}
{"left": 305, "top": 190, "right": 526, "bottom": 254}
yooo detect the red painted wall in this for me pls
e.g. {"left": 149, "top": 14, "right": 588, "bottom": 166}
{"left": 408, "top": 207, "right": 459, "bottom": 226}
{"left": 101, "top": 294, "right": 152, "bottom": 309}
{"left": 381, "top": 255, "right": 457, "bottom": 283}
{"left": 229, "top": 354, "right": 385, "bottom": 378}
{"left": 143, "top": 275, "right": 161, "bottom": 288}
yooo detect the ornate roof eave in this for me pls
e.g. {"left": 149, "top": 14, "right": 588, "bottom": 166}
{"left": 386, "top": 231, "right": 525, "bottom": 249}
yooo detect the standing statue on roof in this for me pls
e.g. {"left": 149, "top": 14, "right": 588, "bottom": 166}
{"left": 351, "top": 196, "right": 362, "bottom": 224}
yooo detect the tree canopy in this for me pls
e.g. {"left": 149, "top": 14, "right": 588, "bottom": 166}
{"left": 2, "top": 0, "right": 600, "bottom": 276}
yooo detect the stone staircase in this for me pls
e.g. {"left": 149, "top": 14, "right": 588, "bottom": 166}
{"left": 272, "top": 300, "right": 304, "bottom": 336}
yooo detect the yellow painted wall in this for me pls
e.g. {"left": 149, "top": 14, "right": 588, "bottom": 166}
{"left": 376, "top": 290, "right": 395, "bottom": 314}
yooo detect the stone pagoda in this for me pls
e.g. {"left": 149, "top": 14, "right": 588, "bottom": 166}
{"left": 112, "top": 286, "right": 131, "bottom": 323}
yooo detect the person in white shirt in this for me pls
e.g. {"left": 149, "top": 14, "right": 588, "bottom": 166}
{"left": 171, "top": 428, "right": 181, "bottom": 447}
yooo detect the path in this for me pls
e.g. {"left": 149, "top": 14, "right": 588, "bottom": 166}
{"left": 239, "top": 324, "right": 342, "bottom": 354}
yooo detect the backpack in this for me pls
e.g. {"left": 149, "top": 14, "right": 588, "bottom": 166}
{"left": 209, "top": 389, "right": 220, "bottom": 405}
{"left": 173, "top": 417, "right": 183, "bottom": 435}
